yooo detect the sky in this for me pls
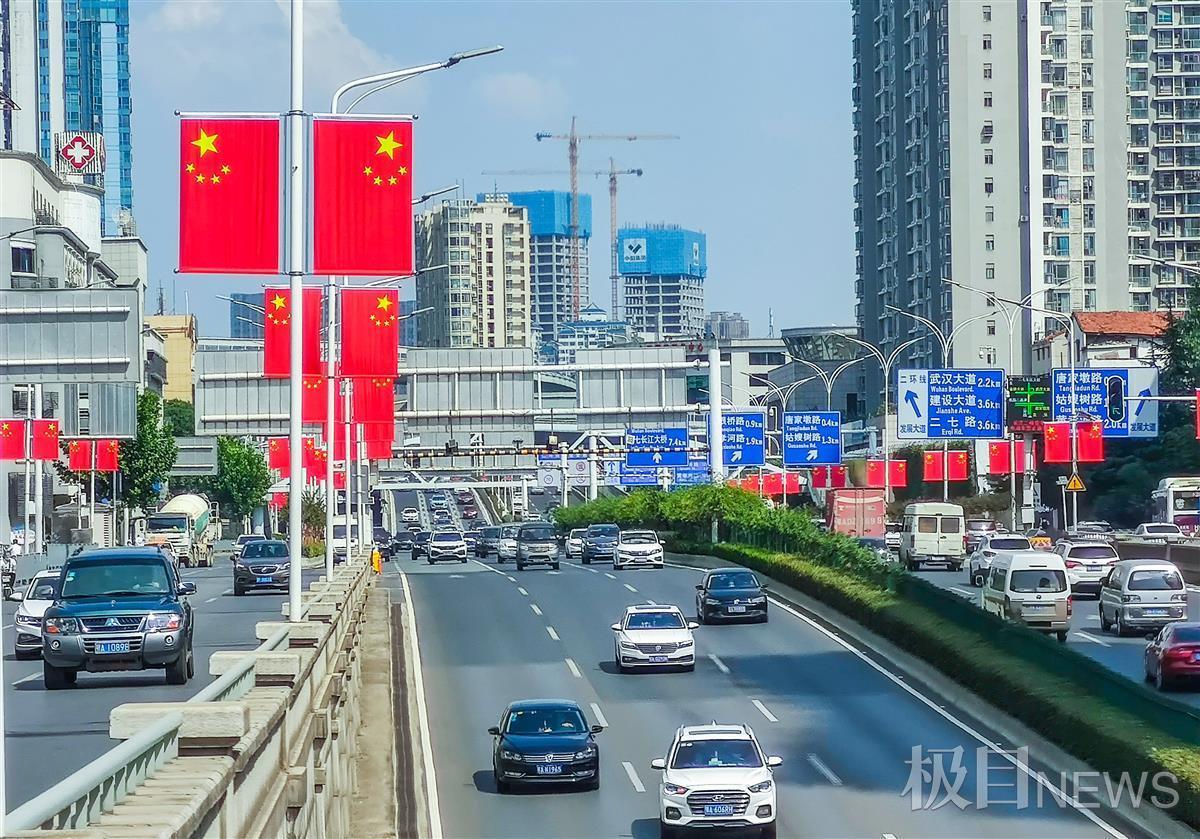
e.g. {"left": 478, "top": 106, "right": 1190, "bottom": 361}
{"left": 130, "top": 0, "right": 856, "bottom": 338}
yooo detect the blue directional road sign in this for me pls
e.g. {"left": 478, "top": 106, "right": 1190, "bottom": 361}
{"left": 1051, "top": 367, "right": 1158, "bottom": 438}
{"left": 782, "top": 411, "right": 841, "bottom": 466}
{"left": 896, "top": 369, "right": 1005, "bottom": 440}
{"left": 722, "top": 411, "right": 766, "bottom": 466}
{"left": 625, "top": 427, "right": 689, "bottom": 467}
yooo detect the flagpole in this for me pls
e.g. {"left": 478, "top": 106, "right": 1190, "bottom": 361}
{"left": 343, "top": 384, "right": 353, "bottom": 559}
{"left": 325, "top": 281, "right": 336, "bottom": 579}
{"left": 33, "top": 383, "right": 43, "bottom": 554}
{"left": 286, "top": 0, "right": 305, "bottom": 622}
{"left": 90, "top": 443, "right": 96, "bottom": 541}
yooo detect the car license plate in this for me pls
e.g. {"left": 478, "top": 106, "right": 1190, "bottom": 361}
{"left": 1087, "top": 565, "right": 1100, "bottom": 572}
{"left": 1024, "top": 604, "right": 1049, "bottom": 611}
{"left": 535, "top": 764, "right": 563, "bottom": 775}
{"left": 727, "top": 605, "right": 746, "bottom": 613}
{"left": 704, "top": 804, "right": 736, "bottom": 816}
{"left": 256, "top": 576, "right": 273, "bottom": 584}
{"left": 649, "top": 655, "right": 668, "bottom": 663}
{"left": 1144, "top": 608, "right": 1167, "bottom": 616}
{"left": 96, "top": 641, "right": 131, "bottom": 654}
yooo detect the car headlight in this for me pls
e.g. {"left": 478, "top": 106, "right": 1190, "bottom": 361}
{"left": 750, "top": 596, "right": 767, "bottom": 604}
{"left": 705, "top": 597, "right": 722, "bottom": 606}
{"left": 15, "top": 612, "right": 41, "bottom": 627}
{"left": 43, "top": 617, "right": 80, "bottom": 635}
{"left": 500, "top": 749, "right": 522, "bottom": 761}
{"left": 748, "top": 779, "right": 773, "bottom": 793}
{"left": 573, "top": 745, "right": 596, "bottom": 760}
{"left": 663, "top": 782, "right": 689, "bottom": 796}
{"left": 619, "top": 640, "right": 638, "bottom": 650}
{"left": 145, "top": 612, "right": 182, "bottom": 632}
{"left": 678, "top": 639, "right": 693, "bottom": 648}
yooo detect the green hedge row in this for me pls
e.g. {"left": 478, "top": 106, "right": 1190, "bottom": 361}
{"left": 672, "top": 538, "right": 1200, "bottom": 830}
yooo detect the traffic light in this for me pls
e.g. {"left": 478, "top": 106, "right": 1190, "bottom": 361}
{"left": 1105, "top": 375, "right": 1126, "bottom": 424}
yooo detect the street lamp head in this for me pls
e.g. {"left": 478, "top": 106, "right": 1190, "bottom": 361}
{"left": 448, "top": 45, "right": 503, "bottom": 66}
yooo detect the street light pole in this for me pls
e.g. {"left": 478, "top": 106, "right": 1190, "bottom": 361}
{"left": 286, "top": 0, "right": 305, "bottom": 621}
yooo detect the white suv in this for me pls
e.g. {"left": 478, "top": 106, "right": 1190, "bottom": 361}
{"left": 1054, "top": 539, "right": 1119, "bottom": 596}
{"left": 615, "top": 530, "right": 664, "bottom": 570}
{"left": 426, "top": 531, "right": 468, "bottom": 564}
{"left": 401, "top": 507, "right": 419, "bottom": 523}
{"left": 651, "top": 722, "right": 781, "bottom": 838}
{"left": 611, "top": 605, "right": 697, "bottom": 672}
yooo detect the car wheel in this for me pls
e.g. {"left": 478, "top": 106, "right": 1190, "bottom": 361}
{"left": 234, "top": 586, "right": 244, "bottom": 597}
{"left": 582, "top": 556, "right": 591, "bottom": 565}
{"left": 460, "top": 557, "right": 468, "bottom": 563}
{"left": 1114, "top": 611, "right": 1126, "bottom": 637}
{"left": 494, "top": 772, "right": 511, "bottom": 795}
{"left": 759, "top": 612, "right": 769, "bottom": 624}
{"left": 583, "top": 774, "right": 600, "bottom": 791}
{"left": 682, "top": 662, "right": 695, "bottom": 672}
{"left": 165, "top": 649, "right": 190, "bottom": 685}
{"left": 43, "top": 661, "right": 72, "bottom": 690}
{"left": 760, "top": 822, "right": 778, "bottom": 839}
{"left": 426, "top": 557, "right": 434, "bottom": 565}
{"left": 516, "top": 562, "right": 525, "bottom": 571}
{"left": 660, "top": 821, "right": 679, "bottom": 839}
{"left": 14, "top": 648, "right": 38, "bottom": 661}
{"left": 552, "top": 562, "right": 561, "bottom": 570}
{"left": 1099, "top": 606, "right": 1112, "bottom": 632}
{"left": 1055, "top": 631, "right": 1068, "bottom": 644}
{"left": 1156, "top": 666, "right": 1171, "bottom": 691}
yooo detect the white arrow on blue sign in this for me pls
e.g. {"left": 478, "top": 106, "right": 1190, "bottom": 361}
{"left": 625, "top": 427, "right": 689, "bottom": 467}
{"left": 722, "top": 411, "right": 765, "bottom": 466}
{"left": 782, "top": 411, "right": 841, "bottom": 466}
{"left": 896, "top": 369, "right": 1005, "bottom": 440}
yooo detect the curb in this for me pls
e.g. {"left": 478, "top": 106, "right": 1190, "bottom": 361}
{"left": 667, "top": 551, "right": 1197, "bottom": 839}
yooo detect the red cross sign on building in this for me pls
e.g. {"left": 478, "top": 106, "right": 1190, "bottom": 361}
{"left": 54, "top": 131, "right": 106, "bottom": 175}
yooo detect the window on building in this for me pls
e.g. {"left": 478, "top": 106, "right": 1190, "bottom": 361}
{"left": 983, "top": 34, "right": 992, "bottom": 50}
{"left": 983, "top": 63, "right": 993, "bottom": 79}
{"left": 10, "top": 242, "right": 35, "bottom": 276}
{"left": 985, "top": 263, "right": 996, "bottom": 279}
{"left": 1081, "top": 5, "right": 1093, "bottom": 29}
{"left": 986, "top": 320, "right": 997, "bottom": 336}
{"left": 984, "top": 177, "right": 994, "bottom": 194}
{"left": 983, "top": 91, "right": 993, "bottom": 107}
{"left": 985, "top": 235, "right": 995, "bottom": 251}
{"left": 984, "top": 148, "right": 994, "bottom": 165}
{"left": 985, "top": 205, "right": 995, "bottom": 222}
{"left": 1081, "top": 35, "right": 1093, "bottom": 59}
{"left": 982, "top": 4, "right": 991, "bottom": 21}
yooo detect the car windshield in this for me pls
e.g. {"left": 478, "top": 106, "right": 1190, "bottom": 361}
{"left": 622, "top": 532, "right": 657, "bottom": 544}
{"left": 415, "top": 532, "right": 431, "bottom": 543}
{"left": 237, "top": 535, "right": 264, "bottom": 545}
{"left": 708, "top": 572, "right": 759, "bottom": 590}
{"left": 501, "top": 527, "right": 519, "bottom": 538}
{"left": 1145, "top": 524, "right": 1180, "bottom": 534}
{"left": 332, "top": 525, "right": 359, "bottom": 539}
{"left": 990, "top": 538, "right": 1031, "bottom": 551}
{"left": 522, "top": 526, "right": 556, "bottom": 540}
{"left": 1009, "top": 569, "right": 1068, "bottom": 593}
{"left": 242, "top": 541, "right": 287, "bottom": 559}
{"left": 27, "top": 575, "right": 61, "bottom": 601}
{"left": 61, "top": 559, "right": 172, "bottom": 599}
{"left": 432, "top": 532, "right": 461, "bottom": 543}
{"left": 505, "top": 707, "right": 587, "bottom": 735}
{"left": 570, "top": 529, "right": 585, "bottom": 538}
{"left": 672, "top": 739, "right": 762, "bottom": 769}
{"left": 967, "top": 521, "right": 996, "bottom": 532}
{"left": 1129, "top": 570, "right": 1184, "bottom": 591}
{"left": 588, "top": 525, "right": 619, "bottom": 537}
{"left": 626, "top": 611, "right": 685, "bottom": 629}
{"left": 1067, "top": 546, "right": 1118, "bottom": 560}
{"left": 1172, "top": 627, "right": 1200, "bottom": 643}
{"left": 481, "top": 528, "right": 500, "bottom": 538}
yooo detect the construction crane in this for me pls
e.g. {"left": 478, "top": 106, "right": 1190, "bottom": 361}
{"left": 535, "top": 117, "right": 678, "bottom": 319}
{"left": 482, "top": 162, "right": 644, "bottom": 320}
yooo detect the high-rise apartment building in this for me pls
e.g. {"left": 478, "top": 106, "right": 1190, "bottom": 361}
{"left": 228, "top": 292, "right": 264, "bottom": 339}
{"left": 617, "top": 225, "right": 706, "bottom": 341}
{"left": 705, "top": 311, "right": 751, "bottom": 340}
{"left": 852, "top": 0, "right": 1129, "bottom": 406}
{"left": 1, "top": 0, "right": 134, "bottom": 234}
{"left": 414, "top": 196, "right": 532, "bottom": 348}
{"left": 495, "top": 191, "right": 592, "bottom": 349}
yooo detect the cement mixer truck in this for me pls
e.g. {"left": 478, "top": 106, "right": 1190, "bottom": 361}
{"left": 147, "top": 494, "right": 216, "bottom": 567}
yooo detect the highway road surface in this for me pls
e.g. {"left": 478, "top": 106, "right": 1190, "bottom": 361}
{"left": 394, "top": 549, "right": 1134, "bottom": 839}
{"left": 1, "top": 545, "right": 321, "bottom": 808}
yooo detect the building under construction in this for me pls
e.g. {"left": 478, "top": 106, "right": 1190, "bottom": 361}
{"left": 618, "top": 224, "right": 706, "bottom": 341}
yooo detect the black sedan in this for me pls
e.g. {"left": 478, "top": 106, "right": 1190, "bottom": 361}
{"left": 412, "top": 530, "right": 432, "bottom": 560}
{"left": 695, "top": 568, "right": 769, "bottom": 624}
{"left": 234, "top": 539, "right": 291, "bottom": 596}
{"left": 489, "top": 699, "right": 602, "bottom": 793}
{"left": 392, "top": 531, "right": 414, "bottom": 552}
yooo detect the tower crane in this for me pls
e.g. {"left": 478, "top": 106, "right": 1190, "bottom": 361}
{"left": 535, "top": 117, "right": 678, "bottom": 318}
{"left": 482, "top": 162, "right": 644, "bottom": 319}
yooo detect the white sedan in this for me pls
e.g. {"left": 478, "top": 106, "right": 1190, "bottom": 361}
{"left": 612, "top": 605, "right": 697, "bottom": 672}
{"left": 614, "top": 530, "right": 664, "bottom": 570}
{"left": 1133, "top": 522, "right": 1185, "bottom": 543}
{"left": 566, "top": 528, "right": 585, "bottom": 558}
{"left": 10, "top": 570, "right": 60, "bottom": 659}
{"left": 401, "top": 507, "right": 419, "bottom": 523}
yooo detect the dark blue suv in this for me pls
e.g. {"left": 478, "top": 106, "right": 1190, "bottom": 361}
{"left": 41, "top": 548, "right": 197, "bottom": 690}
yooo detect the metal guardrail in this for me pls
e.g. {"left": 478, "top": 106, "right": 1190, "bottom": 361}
{"left": 6, "top": 712, "right": 182, "bottom": 832}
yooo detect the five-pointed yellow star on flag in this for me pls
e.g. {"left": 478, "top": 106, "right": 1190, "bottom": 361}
{"left": 388, "top": 176, "right": 398, "bottom": 185}
{"left": 191, "top": 129, "right": 218, "bottom": 157}
{"left": 220, "top": 164, "right": 231, "bottom": 174}
{"left": 195, "top": 173, "right": 206, "bottom": 183}
{"left": 211, "top": 175, "right": 221, "bottom": 184}
{"left": 376, "top": 295, "right": 393, "bottom": 312}
{"left": 373, "top": 176, "right": 383, "bottom": 185}
{"left": 375, "top": 131, "right": 403, "bottom": 159}
{"left": 185, "top": 163, "right": 195, "bottom": 173}
{"left": 397, "top": 166, "right": 408, "bottom": 176}
{"left": 271, "top": 294, "right": 287, "bottom": 310}
{"left": 363, "top": 166, "right": 373, "bottom": 175}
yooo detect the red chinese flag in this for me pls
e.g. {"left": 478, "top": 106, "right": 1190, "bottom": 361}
{"left": 68, "top": 440, "right": 93, "bottom": 471}
{"left": 95, "top": 439, "right": 120, "bottom": 472}
{"left": 30, "top": 420, "right": 59, "bottom": 460}
{"left": 1196, "top": 390, "right": 1200, "bottom": 440}
{"left": 988, "top": 442, "right": 1010, "bottom": 475}
{"left": 366, "top": 437, "right": 393, "bottom": 461}
{"left": 948, "top": 450, "right": 970, "bottom": 481}
{"left": 923, "top": 450, "right": 944, "bottom": 482}
{"left": 301, "top": 373, "right": 329, "bottom": 424}
{"left": 263, "top": 287, "right": 323, "bottom": 378}
{"left": 361, "top": 421, "right": 394, "bottom": 443}
{"left": 889, "top": 459, "right": 907, "bottom": 488}
{"left": 830, "top": 465, "right": 848, "bottom": 488}
{"left": 302, "top": 436, "right": 320, "bottom": 472}
{"left": 268, "top": 437, "right": 289, "bottom": 471}
{"left": 1077, "top": 421, "right": 1105, "bottom": 463}
{"left": 0, "top": 420, "right": 26, "bottom": 461}
{"left": 312, "top": 118, "right": 414, "bottom": 276}
{"left": 331, "top": 422, "right": 358, "bottom": 462}
{"left": 353, "top": 378, "right": 394, "bottom": 423}
{"left": 269, "top": 492, "right": 287, "bottom": 510}
{"left": 178, "top": 118, "right": 280, "bottom": 274}
{"left": 312, "top": 446, "right": 329, "bottom": 475}
{"left": 1043, "top": 422, "right": 1071, "bottom": 463}
{"left": 865, "top": 460, "right": 885, "bottom": 488}
{"left": 340, "top": 289, "right": 399, "bottom": 378}
{"left": 811, "top": 466, "right": 829, "bottom": 489}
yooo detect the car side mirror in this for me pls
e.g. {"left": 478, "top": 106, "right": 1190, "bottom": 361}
{"left": 687, "top": 622, "right": 699, "bottom": 630}
{"left": 1146, "top": 633, "right": 1158, "bottom": 641}
{"left": 487, "top": 726, "right": 500, "bottom": 736}
{"left": 650, "top": 758, "right": 666, "bottom": 770}
{"left": 590, "top": 724, "right": 604, "bottom": 734}
{"left": 760, "top": 584, "right": 769, "bottom": 591}
{"left": 6, "top": 591, "right": 23, "bottom": 602}
{"left": 177, "top": 582, "right": 197, "bottom": 596}
{"left": 767, "top": 755, "right": 783, "bottom": 767}
{"left": 610, "top": 623, "right": 621, "bottom": 632}
{"left": 695, "top": 584, "right": 704, "bottom": 591}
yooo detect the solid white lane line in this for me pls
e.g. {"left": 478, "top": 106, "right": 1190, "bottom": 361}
{"left": 708, "top": 653, "right": 730, "bottom": 674}
{"left": 622, "top": 761, "right": 646, "bottom": 793}
{"left": 751, "top": 699, "right": 778, "bottom": 723}
{"left": 506, "top": 576, "right": 516, "bottom": 583}
{"left": 623, "top": 583, "right": 638, "bottom": 593}
{"left": 530, "top": 604, "right": 543, "bottom": 616}
{"left": 12, "top": 672, "right": 40, "bottom": 686}
{"left": 565, "top": 658, "right": 582, "bottom": 678}
{"left": 1073, "top": 631, "right": 1112, "bottom": 647}
{"left": 807, "top": 753, "right": 843, "bottom": 786}
{"left": 517, "top": 587, "right": 529, "bottom": 596}
{"left": 398, "top": 572, "right": 443, "bottom": 839}
{"left": 546, "top": 626, "right": 560, "bottom": 641}
{"left": 204, "top": 596, "right": 219, "bottom": 603}
{"left": 604, "top": 572, "right": 616, "bottom": 580}
{"left": 584, "top": 566, "right": 599, "bottom": 574}
{"left": 589, "top": 703, "right": 609, "bottom": 728}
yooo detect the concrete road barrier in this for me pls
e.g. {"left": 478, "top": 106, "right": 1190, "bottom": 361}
{"left": 1115, "top": 538, "right": 1200, "bottom": 585}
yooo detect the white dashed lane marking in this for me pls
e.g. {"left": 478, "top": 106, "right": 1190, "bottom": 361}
{"left": 622, "top": 761, "right": 646, "bottom": 793}
{"left": 546, "top": 626, "right": 560, "bottom": 641}
{"left": 530, "top": 604, "right": 543, "bottom": 616}
{"left": 752, "top": 699, "right": 779, "bottom": 723}
{"left": 565, "top": 658, "right": 582, "bottom": 678}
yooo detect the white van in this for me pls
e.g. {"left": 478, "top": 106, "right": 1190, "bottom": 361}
{"left": 899, "top": 503, "right": 966, "bottom": 571}
{"left": 981, "top": 550, "right": 1072, "bottom": 642}
{"left": 1098, "top": 560, "right": 1188, "bottom": 636}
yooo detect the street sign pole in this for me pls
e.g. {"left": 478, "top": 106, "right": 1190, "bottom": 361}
{"left": 942, "top": 439, "right": 949, "bottom": 502}
{"left": 708, "top": 347, "right": 723, "bottom": 488}
{"left": 286, "top": 0, "right": 305, "bottom": 622}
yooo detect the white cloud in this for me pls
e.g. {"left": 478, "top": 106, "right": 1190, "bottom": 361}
{"left": 474, "top": 71, "right": 567, "bottom": 120}
{"left": 151, "top": 0, "right": 225, "bottom": 32}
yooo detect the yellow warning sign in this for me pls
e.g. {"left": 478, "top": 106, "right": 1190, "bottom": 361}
{"left": 1065, "top": 473, "right": 1086, "bottom": 492}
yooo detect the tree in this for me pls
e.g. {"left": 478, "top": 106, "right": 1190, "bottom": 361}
{"left": 280, "top": 488, "right": 326, "bottom": 538}
{"left": 208, "top": 437, "right": 273, "bottom": 520}
{"left": 163, "top": 400, "right": 195, "bottom": 436}
{"left": 122, "top": 390, "right": 178, "bottom": 513}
